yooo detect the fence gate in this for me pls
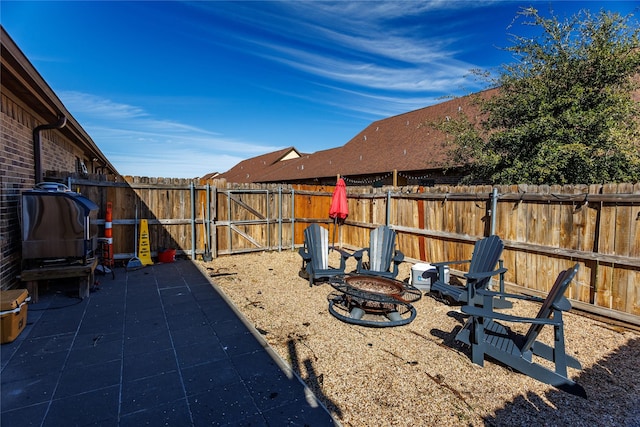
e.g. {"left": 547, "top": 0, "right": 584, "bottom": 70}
{"left": 216, "top": 188, "right": 292, "bottom": 255}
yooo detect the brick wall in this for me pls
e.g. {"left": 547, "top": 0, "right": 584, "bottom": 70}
{"left": 44, "top": 130, "right": 85, "bottom": 175}
{"left": 0, "top": 91, "right": 85, "bottom": 289}
{"left": 1, "top": 92, "right": 36, "bottom": 289}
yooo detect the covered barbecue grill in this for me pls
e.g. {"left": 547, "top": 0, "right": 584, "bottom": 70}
{"left": 21, "top": 182, "right": 99, "bottom": 268}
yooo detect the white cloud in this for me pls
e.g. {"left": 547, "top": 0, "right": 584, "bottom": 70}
{"left": 58, "top": 91, "right": 285, "bottom": 178}
{"left": 196, "top": 0, "right": 488, "bottom": 99}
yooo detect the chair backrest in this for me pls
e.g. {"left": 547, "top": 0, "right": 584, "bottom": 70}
{"left": 304, "top": 224, "right": 329, "bottom": 269}
{"left": 522, "top": 263, "right": 580, "bottom": 352}
{"left": 467, "top": 235, "right": 504, "bottom": 289}
{"left": 368, "top": 226, "right": 397, "bottom": 273}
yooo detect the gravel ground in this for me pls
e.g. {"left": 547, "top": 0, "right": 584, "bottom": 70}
{"left": 194, "top": 251, "right": 640, "bottom": 427}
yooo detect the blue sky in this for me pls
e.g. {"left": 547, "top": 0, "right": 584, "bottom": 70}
{"left": 2, "top": 1, "right": 638, "bottom": 178}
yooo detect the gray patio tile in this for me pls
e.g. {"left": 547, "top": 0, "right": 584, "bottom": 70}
{"left": 0, "top": 401, "right": 49, "bottom": 427}
{"left": 24, "top": 315, "right": 81, "bottom": 338}
{"left": 159, "top": 287, "right": 194, "bottom": 305}
{"left": 181, "top": 358, "right": 242, "bottom": 396}
{"left": 165, "top": 310, "right": 210, "bottom": 331}
{"left": 174, "top": 338, "right": 227, "bottom": 368}
{"left": 43, "top": 385, "right": 119, "bottom": 427}
{"left": 120, "top": 371, "right": 185, "bottom": 415}
{"left": 0, "top": 372, "right": 59, "bottom": 412}
{"left": 261, "top": 397, "right": 337, "bottom": 426}
{"left": 65, "top": 333, "right": 123, "bottom": 367}
{"left": 123, "top": 328, "right": 172, "bottom": 356}
{"left": 78, "top": 313, "right": 125, "bottom": 334}
{"left": 122, "top": 348, "right": 178, "bottom": 382}
{"left": 0, "top": 350, "right": 68, "bottom": 383}
{"left": 54, "top": 359, "right": 121, "bottom": 398}
{"left": 188, "top": 288, "right": 220, "bottom": 304}
{"left": 170, "top": 323, "right": 217, "bottom": 348}
{"left": 119, "top": 398, "right": 192, "bottom": 426}
{"left": 7, "top": 332, "right": 75, "bottom": 359}
{"left": 124, "top": 303, "right": 164, "bottom": 319}
{"left": 220, "top": 331, "right": 266, "bottom": 358}
{"left": 124, "top": 317, "right": 170, "bottom": 339}
{"left": 230, "top": 350, "right": 283, "bottom": 381}
{"left": 244, "top": 373, "right": 310, "bottom": 412}
{"left": 221, "top": 412, "right": 269, "bottom": 427}
{"left": 210, "top": 318, "right": 252, "bottom": 337}
{"left": 188, "top": 381, "right": 260, "bottom": 425}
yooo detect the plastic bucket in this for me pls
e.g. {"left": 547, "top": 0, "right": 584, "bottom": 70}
{"left": 158, "top": 249, "right": 176, "bottom": 263}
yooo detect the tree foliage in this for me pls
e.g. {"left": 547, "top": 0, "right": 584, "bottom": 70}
{"left": 436, "top": 8, "right": 640, "bottom": 185}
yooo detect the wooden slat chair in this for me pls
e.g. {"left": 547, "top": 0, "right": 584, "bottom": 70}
{"left": 353, "top": 225, "right": 404, "bottom": 279}
{"left": 430, "top": 235, "right": 506, "bottom": 305}
{"left": 298, "top": 224, "right": 351, "bottom": 286}
{"left": 456, "top": 263, "right": 586, "bottom": 397}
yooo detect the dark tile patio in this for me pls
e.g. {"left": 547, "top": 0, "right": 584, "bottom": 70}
{"left": 1, "top": 260, "right": 338, "bottom": 426}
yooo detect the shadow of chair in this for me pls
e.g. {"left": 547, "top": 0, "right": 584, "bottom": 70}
{"left": 455, "top": 263, "right": 586, "bottom": 397}
{"left": 298, "top": 224, "right": 351, "bottom": 286}
{"left": 353, "top": 225, "right": 404, "bottom": 279}
{"left": 430, "top": 235, "right": 507, "bottom": 306}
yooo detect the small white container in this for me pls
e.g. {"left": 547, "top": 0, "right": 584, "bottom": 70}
{"left": 411, "top": 263, "right": 449, "bottom": 292}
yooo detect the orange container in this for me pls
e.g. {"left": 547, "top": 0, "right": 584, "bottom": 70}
{"left": 1, "top": 289, "right": 29, "bottom": 344}
{"left": 158, "top": 248, "right": 176, "bottom": 263}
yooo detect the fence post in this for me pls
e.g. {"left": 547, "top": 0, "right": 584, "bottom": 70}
{"left": 291, "top": 188, "right": 295, "bottom": 250}
{"left": 227, "top": 189, "right": 232, "bottom": 254}
{"left": 266, "top": 189, "right": 270, "bottom": 251}
{"left": 278, "top": 186, "right": 282, "bottom": 252}
{"left": 190, "top": 182, "right": 196, "bottom": 260}
{"left": 490, "top": 187, "right": 498, "bottom": 236}
{"left": 386, "top": 190, "right": 391, "bottom": 226}
{"left": 206, "top": 183, "right": 212, "bottom": 258}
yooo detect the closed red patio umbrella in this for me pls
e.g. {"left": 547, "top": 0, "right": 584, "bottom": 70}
{"left": 329, "top": 177, "right": 348, "bottom": 248}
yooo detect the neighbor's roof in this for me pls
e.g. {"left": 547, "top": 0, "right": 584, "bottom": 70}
{"left": 218, "top": 89, "right": 496, "bottom": 184}
{"left": 218, "top": 147, "right": 305, "bottom": 183}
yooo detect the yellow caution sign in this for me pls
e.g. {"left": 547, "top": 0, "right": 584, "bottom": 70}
{"left": 137, "top": 219, "right": 154, "bottom": 266}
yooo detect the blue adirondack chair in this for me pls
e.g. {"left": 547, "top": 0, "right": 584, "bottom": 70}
{"left": 430, "top": 235, "right": 506, "bottom": 305}
{"left": 298, "top": 224, "right": 351, "bottom": 286}
{"left": 353, "top": 225, "right": 404, "bottom": 279}
{"left": 455, "top": 263, "right": 586, "bottom": 397}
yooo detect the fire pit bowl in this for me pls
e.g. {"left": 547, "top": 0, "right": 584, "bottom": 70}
{"left": 331, "top": 275, "right": 422, "bottom": 303}
{"left": 327, "top": 275, "right": 421, "bottom": 327}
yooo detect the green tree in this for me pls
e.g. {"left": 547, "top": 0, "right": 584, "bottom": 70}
{"left": 437, "top": 8, "right": 640, "bottom": 185}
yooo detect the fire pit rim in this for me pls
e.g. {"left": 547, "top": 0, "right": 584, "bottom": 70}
{"left": 329, "top": 274, "right": 422, "bottom": 304}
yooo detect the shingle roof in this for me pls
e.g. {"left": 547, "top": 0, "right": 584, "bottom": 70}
{"left": 218, "top": 89, "right": 495, "bottom": 183}
{"left": 217, "top": 147, "right": 304, "bottom": 183}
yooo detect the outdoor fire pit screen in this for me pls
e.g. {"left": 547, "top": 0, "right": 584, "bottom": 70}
{"left": 328, "top": 275, "right": 422, "bottom": 327}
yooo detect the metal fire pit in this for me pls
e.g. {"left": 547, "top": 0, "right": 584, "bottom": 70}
{"left": 328, "top": 275, "right": 422, "bottom": 327}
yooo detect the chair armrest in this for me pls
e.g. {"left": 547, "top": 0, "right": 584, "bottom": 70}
{"left": 353, "top": 248, "right": 368, "bottom": 260}
{"left": 392, "top": 251, "right": 404, "bottom": 263}
{"left": 298, "top": 247, "right": 311, "bottom": 261}
{"left": 476, "top": 288, "right": 544, "bottom": 303}
{"left": 462, "top": 305, "right": 562, "bottom": 326}
{"left": 465, "top": 267, "right": 507, "bottom": 281}
{"left": 431, "top": 259, "right": 471, "bottom": 268}
{"left": 331, "top": 247, "right": 352, "bottom": 260}
{"left": 477, "top": 288, "right": 571, "bottom": 312}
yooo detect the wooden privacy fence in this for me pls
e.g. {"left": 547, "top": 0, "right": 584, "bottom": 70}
{"left": 70, "top": 176, "right": 639, "bottom": 325}
{"left": 72, "top": 176, "right": 297, "bottom": 261}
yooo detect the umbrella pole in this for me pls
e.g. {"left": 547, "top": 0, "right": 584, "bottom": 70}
{"left": 331, "top": 217, "right": 336, "bottom": 251}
